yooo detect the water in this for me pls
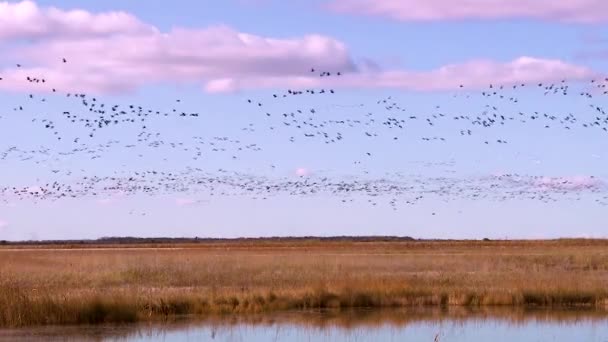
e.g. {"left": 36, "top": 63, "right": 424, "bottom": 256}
{"left": 1, "top": 308, "right": 607, "bottom": 342}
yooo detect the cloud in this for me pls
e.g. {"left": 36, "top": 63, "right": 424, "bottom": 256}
{"left": 492, "top": 174, "right": 606, "bottom": 194}
{"left": 26, "top": 186, "right": 42, "bottom": 193}
{"left": 175, "top": 198, "right": 208, "bottom": 206}
{"left": 175, "top": 198, "right": 196, "bottom": 206}
{"left": 0, "top": 0, "right": 155, "bottom": 41}
{"left": 0, "top": 1, "right": 598, "bottom": 94}
{"left": 534, "top": 176, "right": 604, "bottom": 191}
{"left": 0, "top": 219, "right": 8, "bottom": 229}
{"left": 0, "top": 24, "right": 355, "bottom": 94}
{"left": 327, "top": 0, "right": 608, "bottom": 23}
{"left": 96, "top": 198, "right": 114, "bottom": 205}
{"left": 96, "top": 191, "right": 125, "bottom": 206}
{"left": 295, "top": 168, "right": 312, "bottom": 177}
{"left": 208, "top": 56, "right": 594, "bottom": 92}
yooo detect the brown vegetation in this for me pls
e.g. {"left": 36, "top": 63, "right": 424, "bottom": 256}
{"left": 1, "top": 238, "right": 607, "bottom": 327}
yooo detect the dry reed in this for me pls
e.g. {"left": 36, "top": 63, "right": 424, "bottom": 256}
{"left": 1, "top": 239, "right": 607, "bottom": 327}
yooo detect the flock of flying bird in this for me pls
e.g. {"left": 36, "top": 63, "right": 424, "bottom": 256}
{"left": 1, "top": 58, "right": 607, "bottom": 214}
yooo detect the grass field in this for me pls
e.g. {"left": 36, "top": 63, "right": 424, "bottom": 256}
{"left": 1, "top": 238, "right": 607, "bottom": 327}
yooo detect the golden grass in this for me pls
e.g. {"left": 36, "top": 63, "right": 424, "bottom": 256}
{"left": 1, "top": 239, "right": 607, "bottom": 327}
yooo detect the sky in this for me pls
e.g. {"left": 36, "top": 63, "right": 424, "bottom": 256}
{"left": 0, "top": 0, "right": 607, "bottom": 240}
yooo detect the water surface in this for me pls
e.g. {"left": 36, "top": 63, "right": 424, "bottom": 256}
{"left": 2, "top": 308, "right": 607, "bottom": 342}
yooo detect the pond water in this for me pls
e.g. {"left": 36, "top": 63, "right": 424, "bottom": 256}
{"left": 1, "top": 308, "right": 607, "bottom": 342}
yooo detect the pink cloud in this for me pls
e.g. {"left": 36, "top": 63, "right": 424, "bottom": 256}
{"left": 534, "top": 176, "right": 604, "bottom": 191}
{"left": 295, "top": 168, "right": 312, "bottom": 177}
{"left": 0, "top": 0, "right": 155, "bottom": 41}
{"left": 96, "top": 191, "right": 126, "bottom": 205}
{"left": 0, "top": 219, "right": 7, "bottom": 229}
{"left": 0, "top": 1, "right": 599, "bottom": 94}
{"left": 204, "top": 57, "right": 595, "bottom": 92}
{"left": 175, "top": 198, "right": 209, "bottom": 206}
{"left": 327, "top": 0, "right": 608, "bottom": 23}
{"left": 492, "top": 174, "right": 606, "bottom": 194}
{"left": 96, "top": 198, "right": 114, "bottom": 205}
{"left": 175, "top": 198, "right": 196, "bottom": 206}
{"left": 26, "top": 186, "right": 42, "bottom": 193}
{"left": 0, "top": 23, "right": 355, "bottom": 94}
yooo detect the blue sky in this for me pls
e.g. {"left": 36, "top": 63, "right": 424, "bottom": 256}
{"left": 0, "top": 0, "right": 607, "bottom": 240}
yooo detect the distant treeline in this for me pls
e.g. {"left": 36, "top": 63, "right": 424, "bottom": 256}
{"left": 0, "top": 236, "right": 419, "bottom": 245}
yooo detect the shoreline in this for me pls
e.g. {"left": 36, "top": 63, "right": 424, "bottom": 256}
{"left": 2, "top": 307, "right": 608, "bottom": 340}
{"left": 2, "top": 287, "right": 608, "bottom": 327}
{"left": 1, "top": 239, "right": 607, "bottom": 327}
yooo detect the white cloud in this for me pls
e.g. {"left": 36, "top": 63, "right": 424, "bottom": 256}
{"left": 327, "top": 0, "right": 608, "bottom": 23}
{"left": 0, "top": 0, "right": 155, "bottom": 41}
{"left": 0, "top": 1, "right": 599, "bottom": 94}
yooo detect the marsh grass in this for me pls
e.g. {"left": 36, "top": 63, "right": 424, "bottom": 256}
{"left": 1, "top": 239, "right": 607, "bottom": 327}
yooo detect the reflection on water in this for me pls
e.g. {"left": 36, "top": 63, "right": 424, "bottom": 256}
{"left": 2, "top": 308, "right": 607, "bottom": 342}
